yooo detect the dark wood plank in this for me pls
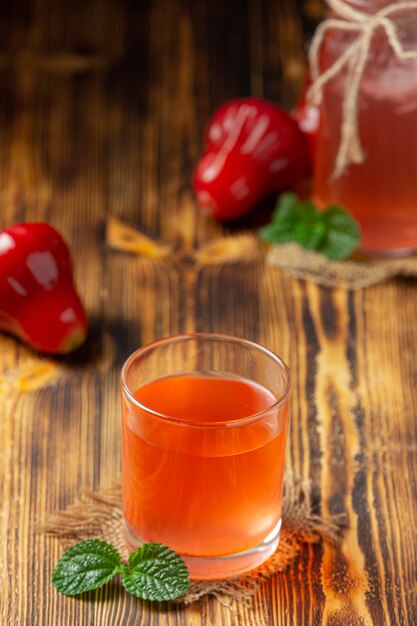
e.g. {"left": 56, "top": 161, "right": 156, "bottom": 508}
{"left": 1, "top": 0, "right": 417, "bottom": 625}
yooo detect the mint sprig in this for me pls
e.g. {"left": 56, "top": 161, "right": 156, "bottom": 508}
{"left": 122, "top": 542, "right": 190, "bottom": 601}
{"left": 52, "top": 539, "right": 190, "bottom": 601}
{"left": 52, "top": 539, "right": 122, "bottom": 596}
{"left": 259, "top": 192, "right": 360, "bottom": 260}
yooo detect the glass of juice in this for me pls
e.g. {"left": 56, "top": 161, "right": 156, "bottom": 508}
{"left": 120, "top": 333, "right": 291, "bottom": 580}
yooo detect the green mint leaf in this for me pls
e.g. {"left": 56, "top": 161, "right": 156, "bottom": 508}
{"left": 52, "top": 539, "right": 122, "bottom": 596}
{"left": 121, "top": 543, "right": 190, "bottom": 601}
{"left": 271, "top": 191, "right": 298, "bottom": 220}
{"left": 319, "top": 205, "right": 360, "bottom": 259}
{"left": 259, "top": 221, "right": 294, "bottom": 244}
{"left": 293, "top": 215, "right": 327, "bottom": 249}
{"left": 259, "top": 194, "right": 360, "bottom": 259}
{"left": 295, "top": 199, "right": 318, "bottom": 223}
{"left": 259, "top": 192, "right": 299, "bottom": 243}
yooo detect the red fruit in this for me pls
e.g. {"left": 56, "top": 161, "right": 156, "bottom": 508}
{"left": 0, "top": 223, "right": 88, "bottom": 354}
{"left": 193, "top": 97, "right": 310, "bottom": 221}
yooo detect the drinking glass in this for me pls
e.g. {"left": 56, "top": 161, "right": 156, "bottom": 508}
{"left": 120, "top": 333, "right": 291, "bottom": 579}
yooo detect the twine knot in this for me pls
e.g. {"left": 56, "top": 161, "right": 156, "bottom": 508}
{"left": 308, "top": 0, "right": 417, "bottom": 178}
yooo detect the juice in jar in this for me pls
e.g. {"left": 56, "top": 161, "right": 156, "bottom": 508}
{"left": 122, "top": 374, "right": 289, "bottom": 565}
{"left": 313, "top": 4, "right": 417, "bottom": 254}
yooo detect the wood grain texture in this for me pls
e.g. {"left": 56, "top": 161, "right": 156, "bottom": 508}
{"left": 1, "top": 0, "right": 417, "bottom": 624}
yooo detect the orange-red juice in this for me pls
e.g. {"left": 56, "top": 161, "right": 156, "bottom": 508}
{"left": 122, "top": 374, "right": 288, "bottom": 557}
{"left": 313, "top": 26, "right": 417, "bottom": 253}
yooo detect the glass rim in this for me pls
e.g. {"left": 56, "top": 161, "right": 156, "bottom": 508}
{"left": 120, "top": 333, "right": 292, "bottom": 428}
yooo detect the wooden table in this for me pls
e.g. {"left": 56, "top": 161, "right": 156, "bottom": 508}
{"left": 1, "top": 1, "right": 416, "bottom": 624}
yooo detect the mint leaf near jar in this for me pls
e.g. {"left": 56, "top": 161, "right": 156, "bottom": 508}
{"left": 319, "top": 206, "right": 361, "bottom": 260}
{"left": 259, "top": 192, "right": 360, "bottom": 260}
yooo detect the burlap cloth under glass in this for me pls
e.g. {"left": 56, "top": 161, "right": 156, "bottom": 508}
{"left": 40, "top": 474, "right": 344, "bottom": 607}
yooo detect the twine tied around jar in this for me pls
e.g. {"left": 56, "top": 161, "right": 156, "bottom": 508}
{"left": 308, "top": 0, "right": 417, "bottom": 179}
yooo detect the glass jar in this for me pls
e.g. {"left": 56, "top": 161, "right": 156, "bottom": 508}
{"left": 312, "top": 0, "right": 417, "bottom": 255}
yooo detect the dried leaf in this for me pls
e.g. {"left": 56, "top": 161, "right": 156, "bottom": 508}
{"left": 194, "top": 234, "right": 261, "bottom": 266}
{"left": 6, "top": 359, "right": 63, "bottom": 392}
{"left": 106, "top": 218, "right": 171, "bottom": 259}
